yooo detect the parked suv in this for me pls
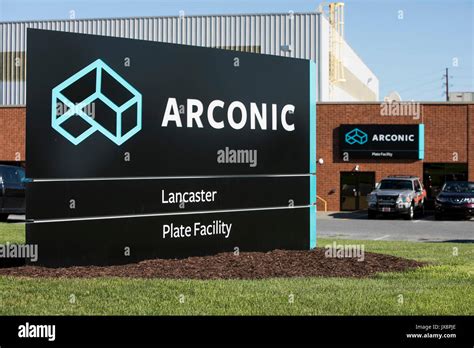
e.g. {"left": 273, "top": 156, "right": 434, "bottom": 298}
{"left": 0, "top": 165, "right": 26, "bottom": 221}
{"left": 435, "top": 181, "right": 474, "bottom": 220}
{"left": 367, "top": 176, "right": 426, "bottom": 220}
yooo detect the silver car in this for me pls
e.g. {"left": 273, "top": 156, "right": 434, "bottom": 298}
{"left": 367, "top": 176, "right": 426, "bottom": 220}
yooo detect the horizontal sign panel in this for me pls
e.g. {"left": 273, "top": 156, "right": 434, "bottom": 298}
{"left": 26, "top": 29, "right": 316, "bottom": 179}
{"left": 26, "top": 207, "right": 315, "bottom": 266}
{"left": 27, "top": 176, "right": 312, "bottom": 220}
{"left": 339, "top": 124, "right": 424, "bottom": 160}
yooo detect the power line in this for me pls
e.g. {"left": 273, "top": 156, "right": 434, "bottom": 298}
{"left": 395, "top": 77, "right": 442, "bottom": 94}
{"left": 397, "top": 85, "right": 444, "bottom": 102}
{"left": 383, "top": 70, "right": 443, "bottom": 89}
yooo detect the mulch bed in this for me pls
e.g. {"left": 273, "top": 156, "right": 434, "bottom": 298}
{"left": 0, "top": 248, "right": 425, "bottom": 280}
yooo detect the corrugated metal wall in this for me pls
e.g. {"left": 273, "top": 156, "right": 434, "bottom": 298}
{"left": 0, "top": 13, "right": 321, "bottom": 105}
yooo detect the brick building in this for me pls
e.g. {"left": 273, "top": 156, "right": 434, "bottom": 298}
{"left": 0, "top": 106, "right": 25, "bottom": 162}
{"left": 316, "top": 102, "right": 474, "bottom": 211}
{"left": 1, "top": 102, "right": 473, "bottom": 211}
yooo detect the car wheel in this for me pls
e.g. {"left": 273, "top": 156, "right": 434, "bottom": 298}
{"left": 404, "top": 204, "right": 414, "bottom": 220}
{"left": 368, "top": 211, "right": 377, "bottom": 219}
{"left": 435, "top": 213, "right": 443, "bottom": 220}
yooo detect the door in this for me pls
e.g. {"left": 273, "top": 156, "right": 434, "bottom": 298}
{"left": 340, "top": 172, "right": 375, "bottom": 211}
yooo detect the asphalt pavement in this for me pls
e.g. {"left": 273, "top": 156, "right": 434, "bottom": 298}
{"left": 317, "top": 211, "right": 473, "bottom": 242}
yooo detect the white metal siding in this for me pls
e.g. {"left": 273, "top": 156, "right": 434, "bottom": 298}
{"left": 0, "top": 13, "right": 321, "bottom": 105}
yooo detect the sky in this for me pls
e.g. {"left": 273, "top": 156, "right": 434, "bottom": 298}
{"left": 0, "top": 0, "right": 472, "bottom": 101}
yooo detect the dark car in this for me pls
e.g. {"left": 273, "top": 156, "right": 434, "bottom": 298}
{"left": 435, "top": 181, "right": 474, "bottom": 220}
{"left": 0, "top": 165, "right": 26, "bottom": 221}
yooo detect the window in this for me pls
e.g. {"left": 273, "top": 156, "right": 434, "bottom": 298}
{"left": 414, "top": 180, "right": 421, "bottom": 192}
{"left": 379, "top": 180, "right": 413, "bottom": 190}
{"left": 214, "top": 46, "right": 261, "bottom": 53}
{"left": 0, "top": 167, "right": 24, "bottom": 184}
{"left": 442, "top": 182, "right": 474, "bottom": 193}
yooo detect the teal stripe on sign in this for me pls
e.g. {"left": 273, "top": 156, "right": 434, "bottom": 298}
{"left": 309, "top": 61, "right": 316, "bottom": 174}
{"left": 309, "top": 61, "right": 317, "bottom": 249}
{"left": 310, "top": 175, "right": 317, "bottom": 249}
{"left": 418, "top": 124, "right": 425, "bottom": 160}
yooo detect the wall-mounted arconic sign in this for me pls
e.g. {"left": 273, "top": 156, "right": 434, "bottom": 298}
{"left": 339, "top": 124, "right": 424, "bottom": 160}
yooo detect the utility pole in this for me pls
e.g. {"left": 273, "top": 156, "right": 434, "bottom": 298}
{"left": 444, "top": 67, "right": 449, "bottom": 101}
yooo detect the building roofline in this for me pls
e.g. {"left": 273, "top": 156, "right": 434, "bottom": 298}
{"left": 0, "top": 11, "right": 322, "bottom": 25}
{"left": 318, "top": 101, "right": 474, "bottom": 105}
{"left": 2, "top": 102, "right": 473, "bottom": 108}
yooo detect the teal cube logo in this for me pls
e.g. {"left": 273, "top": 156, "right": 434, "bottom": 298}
{"left": 345, "top": 128, "right": 368, "bottom": 145}
{"left": 51, "top": 59, "right": 142, "bottom": 145}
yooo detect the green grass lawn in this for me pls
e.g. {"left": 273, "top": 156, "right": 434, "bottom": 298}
{"left": 0, "top": 222, "right": 472, "bottom": 315}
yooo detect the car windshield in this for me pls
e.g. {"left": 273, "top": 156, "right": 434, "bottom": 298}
{"left": 0, "top": 166, "right": 24, "bottom": 183}
{"left": 379, "top": 179, "right": 413, "bottom": 190}
{"left": 442, "top": 182, "right": 474, "bottom": 193}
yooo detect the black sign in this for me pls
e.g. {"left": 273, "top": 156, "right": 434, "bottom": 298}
{"left": 339, "top": 124, "right": 424, "bottom": 160}
{"left": 26, "top": 207, "right": 311, "bottom": 266}
{"left": 27, "top": 176, "right": 311, "bottom": 220}
{"left": 26, "top": 29, "right": 315, "bottom": 178}
{"left": 26, "top": 29, "right": 317, "bottom": 266}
